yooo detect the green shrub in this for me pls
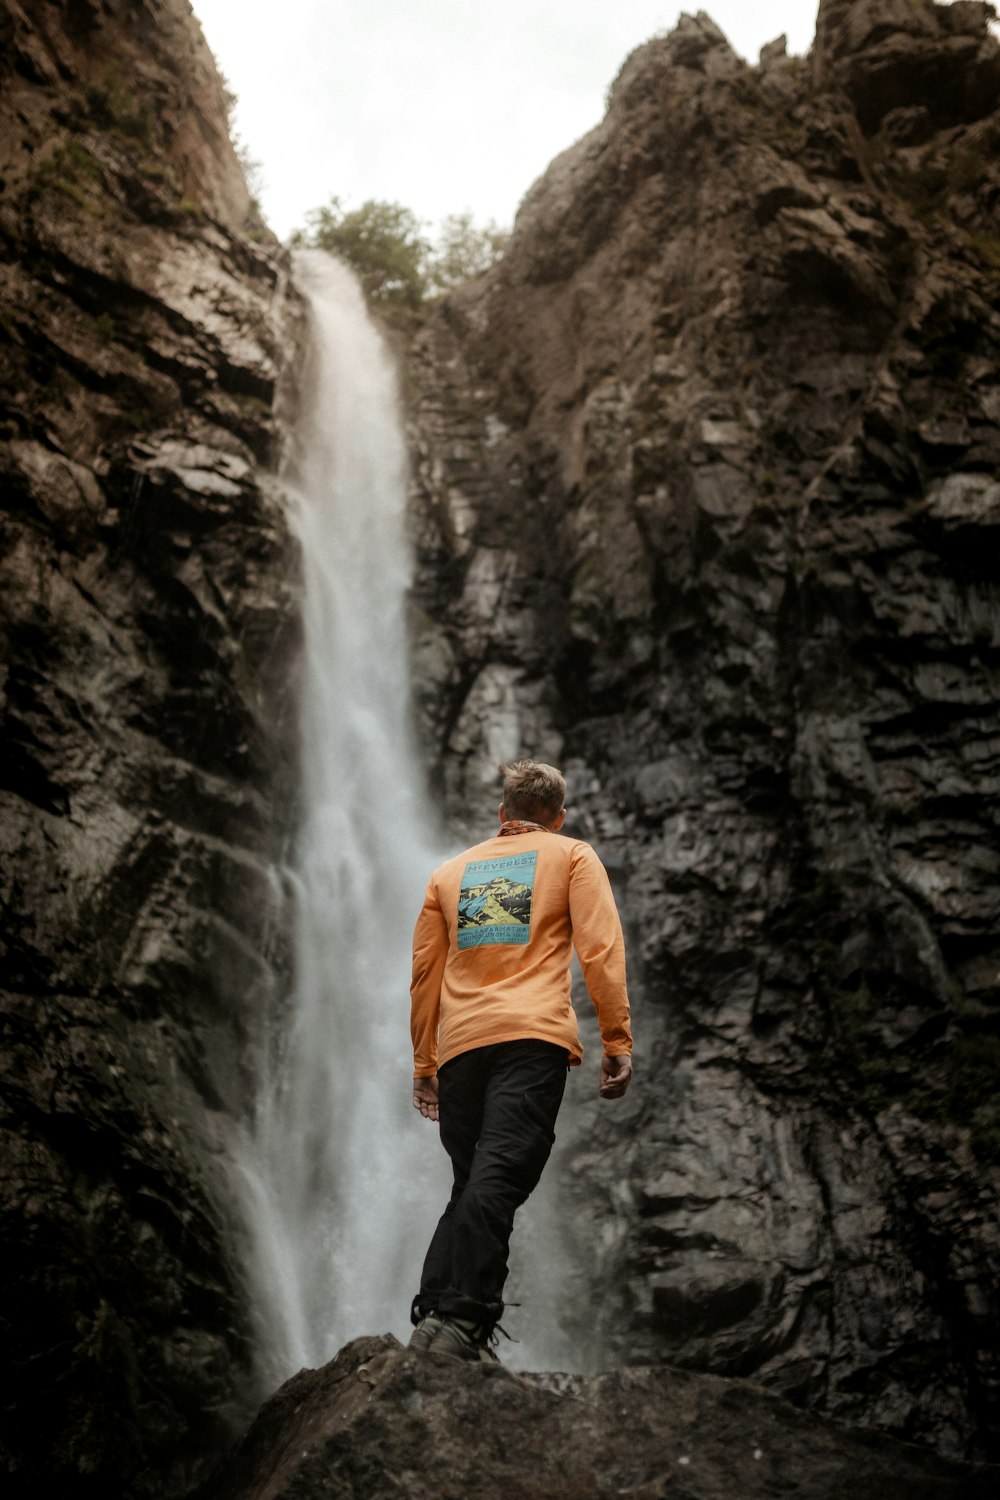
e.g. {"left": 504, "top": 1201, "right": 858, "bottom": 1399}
{"left": 290, "top": 197, "right": 508, "bottom": 322}
{"left": 427, "top": 212, "right": 508, "bottom": 294}
{"left": 292, "top": 197, "right": 431, "bottom": 314}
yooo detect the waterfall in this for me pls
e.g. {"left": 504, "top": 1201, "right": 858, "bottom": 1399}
{"left": 236, "top": 248, "right": 581, "bottom": 1387}
{"left": 236, "top": 249, "right": 448, "bottom": 1385}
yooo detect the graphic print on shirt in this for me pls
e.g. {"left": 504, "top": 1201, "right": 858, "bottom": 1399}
{"left": 457, "top": 851, "right": 538, "bottom": 948}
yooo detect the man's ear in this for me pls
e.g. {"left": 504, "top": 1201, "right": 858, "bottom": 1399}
{"left": 552, "top": 809, "right": 566, "bottom": 832}
{"left": 498, "top": 802, "right": 506, "bottom": 824}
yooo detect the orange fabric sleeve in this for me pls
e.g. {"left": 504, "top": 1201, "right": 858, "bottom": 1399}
{"left": 410, "top": 880, "right": 448, "bottom": 1077}
{"left": 568, "top": 843, "right": 633, "bottom": 1056}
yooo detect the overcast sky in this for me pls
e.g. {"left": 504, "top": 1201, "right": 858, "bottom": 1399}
{"left": 192, "top": 1, "right": 823, "bottom": 240}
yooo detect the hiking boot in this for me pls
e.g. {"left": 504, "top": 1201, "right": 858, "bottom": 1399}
{"left": 409, "top": 1314, "right": 499, "bottom": 1364}
{"left": 408, "top": 1313, "right": 447, "bottom": 1352}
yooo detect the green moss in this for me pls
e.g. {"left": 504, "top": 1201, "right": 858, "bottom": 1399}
{"left": 892, "top": 144, "right": 948, "bottom": 222}
{"left": 141, "top": 160, "right": 178, "bottom": 190}
{"left": 891, "top": 139, "right": 998, "bottom": 254}
{"left": 31, "top": 139, "right": 107, "bottom": 216}
{"left": 571, "top": 550, "right": 605, "bottom": 596}
{"left": 233, "top": 392, "right": 272, "bottom": 413}
{"left": 961, "top": 228, "right": 1000, "bottom": 272}
{"left": 92, "top": 313, "right": 118, "bottom": 342}
{"left": 59, "top": 137, "right": 103, "bottom": 185}
{"left": 948, "top": 144, "right": 987, "bottom": 196}
{"left": 116, "top": 407, "right": 160, "bottom": 434}
{"left": 828, "top": 984, "right": 915, "bottom": 1111}
{"left": 84, "top": 63, "right": 155, "bottom": 147}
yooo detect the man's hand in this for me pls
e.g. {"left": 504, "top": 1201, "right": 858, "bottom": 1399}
{"left": 413, "top": 1074, "right": 440, "bottom": 1121}
{"left": 599, "top": 1052, "right": 632, "bottom": 1100}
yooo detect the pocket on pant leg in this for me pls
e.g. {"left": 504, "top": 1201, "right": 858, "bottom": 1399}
{"left": 513, "top": 1075, "right": 565, "bottom": 1191}
{"left": 519, "top": 1087, "right": 558, "bottom": 1146}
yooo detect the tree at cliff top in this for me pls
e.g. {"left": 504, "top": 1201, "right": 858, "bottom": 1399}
{"left": 290, "top": 197, "right": 508, "bottom": 324}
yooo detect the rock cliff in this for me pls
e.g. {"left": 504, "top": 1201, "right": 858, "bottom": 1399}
{"left": 407, "top": 0, "right": 1000, "bottom": 1462}
{"left": 4, "top": 0, "right": 1000, "bottom": 1494}
{"left": 0, "top": 2, "right": 298, "bottom": 1495}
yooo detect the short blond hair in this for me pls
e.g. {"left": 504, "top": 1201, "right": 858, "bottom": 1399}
{"left": 499, "top": 760, "right": 566, "bottom": 822}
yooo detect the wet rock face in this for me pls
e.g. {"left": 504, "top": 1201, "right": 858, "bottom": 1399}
{"left": 407, "top": 0, "right": 1000, "bottom": 1463}
{"left": 0, "top": 2, "right": 298, "bottom": 1495}
{"left": 197, "top": 1335, "right": 999, "bottom": 1500}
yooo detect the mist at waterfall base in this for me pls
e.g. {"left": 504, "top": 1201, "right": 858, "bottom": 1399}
{"left": 234, "top": 250, "right": 586, "bottom": 1386}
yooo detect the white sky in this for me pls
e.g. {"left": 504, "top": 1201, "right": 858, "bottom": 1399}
{"left": 192, "top": 1, "right": 823, "bottom": 240}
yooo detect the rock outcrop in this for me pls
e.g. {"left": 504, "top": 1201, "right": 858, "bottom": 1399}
{"left": 407, "top": 0, "right": 1000, "bottom": 1461}
{"left": 0, "top": 2, "right": 298, "bottom": 1495}
{"left": 196, "top": 1335, "right": 999, "bottom": 1500}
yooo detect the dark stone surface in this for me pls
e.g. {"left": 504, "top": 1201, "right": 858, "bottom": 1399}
{"left": 196, "top": 1334, "right": 999, "bottom": 1500}
{"left": 406, "top": 0, "right": 1000, "bottom": 1462}
{"left": 0, "top": 2, "right": 300, "bottom": 1494}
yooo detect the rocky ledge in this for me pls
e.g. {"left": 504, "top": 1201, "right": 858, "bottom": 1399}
{"left": 196, "top": 1334, "right": 998, "bottom": 1500}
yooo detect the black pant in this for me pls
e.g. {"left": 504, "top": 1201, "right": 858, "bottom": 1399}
{"left": 411, "top": 1039, "right": 568, "bottom": 1333}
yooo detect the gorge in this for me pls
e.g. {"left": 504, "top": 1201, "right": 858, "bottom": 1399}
{"left": 1, "top": 0, "right": 999, "bottom": 1496}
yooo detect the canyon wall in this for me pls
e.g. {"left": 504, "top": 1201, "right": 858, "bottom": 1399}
{"left": 407, "top": 0, "right": 1000, "bottom": 1461}
{"left": 0, "top": 2, "right": 298, "bottom": 1494}
{"left": 2, "top": 0, "right": 999, "bottom": 1494}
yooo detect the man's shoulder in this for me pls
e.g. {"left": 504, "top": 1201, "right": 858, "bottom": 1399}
{"left": 448, "top": 832, "right": 601, "bottom": 866}
{"left": 433, "top": 836, "right": 503, "bottom": 880}
{"left": 433, "top": 830, "right": 594, "bottom": 876}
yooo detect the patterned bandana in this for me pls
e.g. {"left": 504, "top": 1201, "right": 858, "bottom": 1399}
{"left": 498, "top": 820, "right": 550, "bottom": 837}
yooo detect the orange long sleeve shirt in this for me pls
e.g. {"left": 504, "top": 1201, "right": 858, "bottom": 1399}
{"left": 410, "top": 826, "right": 632, "bottom": 1077}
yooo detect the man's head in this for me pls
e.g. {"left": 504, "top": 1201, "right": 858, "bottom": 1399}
{"left": 498, "top": 760, "right": 566, "bottom": 829}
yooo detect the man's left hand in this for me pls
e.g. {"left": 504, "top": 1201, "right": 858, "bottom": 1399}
{"left": 413, "top": 1075, "right": 440, "bottom": 1121}
{"left": 599, "top": 1053, "right": 632, "bottom": 1099}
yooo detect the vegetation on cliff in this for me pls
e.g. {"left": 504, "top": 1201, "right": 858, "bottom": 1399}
{"left": 290, "top": 197, "right": 508, "bottom": 323}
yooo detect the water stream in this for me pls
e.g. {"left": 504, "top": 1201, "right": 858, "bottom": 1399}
{"left": 235, "top": 250, "right": 448, "bottom": 1386}
{"left": 236, "top": 249, "right": 579, "bottom": 1388}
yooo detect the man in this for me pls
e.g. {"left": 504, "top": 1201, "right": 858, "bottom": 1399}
{"left": 408, "top": 759, "right": 633, "bottom": 1363}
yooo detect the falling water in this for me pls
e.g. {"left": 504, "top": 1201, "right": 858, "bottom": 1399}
{"left": 235, "top": 249, "right": 448, "bottom": 1386}
{"left": 236, "top": 248, "right": 583, "bottom": 1388}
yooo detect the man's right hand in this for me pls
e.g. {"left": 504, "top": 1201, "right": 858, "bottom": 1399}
{"left": 599, "top": 1053, "right": 632, "bottom": 1099}
{"left": 413, "top": 1075, "right": 440, "bottom": 1121}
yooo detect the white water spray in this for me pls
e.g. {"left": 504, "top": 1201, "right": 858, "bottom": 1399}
{"left": 236, "top": 250, "right": 448, "bottom": 1385}
{"left": 236, "top": 249, "right": 583, "bottom": 1387}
